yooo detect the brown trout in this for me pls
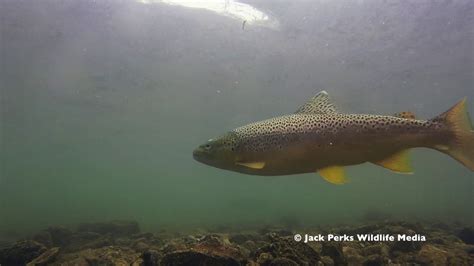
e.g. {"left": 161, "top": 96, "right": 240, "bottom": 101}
{"left": 193, "top": 91, "right": 474, "bottom": 184}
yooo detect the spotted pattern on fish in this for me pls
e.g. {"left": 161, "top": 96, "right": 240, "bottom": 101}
{"left": 193, "top": 90, "right": 474, "bottom": 177}
{"left": 233, "top": 114, "right": 444, "bottom": 153}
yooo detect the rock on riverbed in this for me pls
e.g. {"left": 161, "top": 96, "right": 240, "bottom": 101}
{"left": 1, "top": 220, "right": 473, "bottom": 265}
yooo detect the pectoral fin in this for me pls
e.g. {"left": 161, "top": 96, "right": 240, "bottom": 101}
{"left": 236, "top": 161, "right": 266, "bottom": 169}
{"left": 318, "top": 166, "right": 348, "bottom": 185}
{"left": 371, "top": 150, "right": 413, "bottom": 174}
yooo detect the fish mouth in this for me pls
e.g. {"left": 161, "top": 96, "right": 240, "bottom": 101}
{"left": 192, "top": 147, "right": 208, "bottom": 164}
{"left": 193, "top": 147, "right": 221, "bottom": 168}
{"left": 192, "top": 148, "right": 202, "bottom": 160}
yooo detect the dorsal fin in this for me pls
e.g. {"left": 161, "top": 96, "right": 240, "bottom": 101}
{"left": 295, "top": 90, "right": 339, "bottom": 114}
{"left": 394, "top": 111, "right": 416, "bottom": 120}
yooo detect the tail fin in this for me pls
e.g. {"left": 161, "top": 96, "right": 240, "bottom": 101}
{"left": 432, "top": 98, "right": 474, "bottom": 171}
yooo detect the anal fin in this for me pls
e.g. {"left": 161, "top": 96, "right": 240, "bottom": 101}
{"left": 371, "top": 149, "right": 413, "bottom": 174}
{"left": 318, "top": 166, "right": 348, "bottom": 185}
{"left": 236, "top": 161, "right": 265, "bottom": 169}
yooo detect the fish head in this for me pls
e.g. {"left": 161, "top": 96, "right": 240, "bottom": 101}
{"left": 193, "top": 131, "right": 239, "bottom": 169}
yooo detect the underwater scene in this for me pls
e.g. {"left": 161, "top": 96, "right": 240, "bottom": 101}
{"left": 1, "top": 0, "right": 473, "bottom": 265}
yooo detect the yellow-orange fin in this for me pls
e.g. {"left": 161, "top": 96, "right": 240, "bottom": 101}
{"left": 394, "top": 111, "right": 416, "bottom": 120}
{"left": 318, "top": 166, "right": 348, "bottom": 185}
{"left": 431, "top": 98, "right": 474, "bottom": 171}
{"left": 236, "top": 161, "right": 265, "bottom": 169}
{"left": 371, "top": 150, "right": 413, "bottom": 174}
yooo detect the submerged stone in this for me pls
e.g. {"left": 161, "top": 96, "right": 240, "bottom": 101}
{"left": 141, "top": 249, "right": 161, "bottom": 266}
{"left": 0, "top": 240, "right": 47, "bottom": 265}
{"left": 161, "top": 250, "right": 240, "bottom": 266}
{"left": 321, "top": 242, "right": 346, "bottom": 266}
{"left": 26, "top": 247, "right": 60, "bottom": 266}
{"left": 415, "top": 245, "right": 448, "bottom": 265}
{"left": 269, "top": 257, "right": 299, "bottom": 266}
{"left": 457, "top": 227, "right": 474, "bottom": 245}
{"left": 255, "top": 235, "right": 321, "bottom": 265}
{"left": 32, "top": 231, "right": 53, "bottom": 247}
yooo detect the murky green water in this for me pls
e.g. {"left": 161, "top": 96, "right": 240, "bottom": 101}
{"left": 1, "top": 0, "right": 473, "bottom": 239}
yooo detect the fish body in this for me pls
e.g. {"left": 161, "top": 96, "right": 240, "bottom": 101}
{"left": 231, "top": 113, "right": 446, "bottom": 175}
{"left": 193, "top": 91, "right": 474, "bottom": 184}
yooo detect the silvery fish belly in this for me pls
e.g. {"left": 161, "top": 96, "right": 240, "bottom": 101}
{"left": 193, "top": 91, "right": 474, "bottom": 185}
